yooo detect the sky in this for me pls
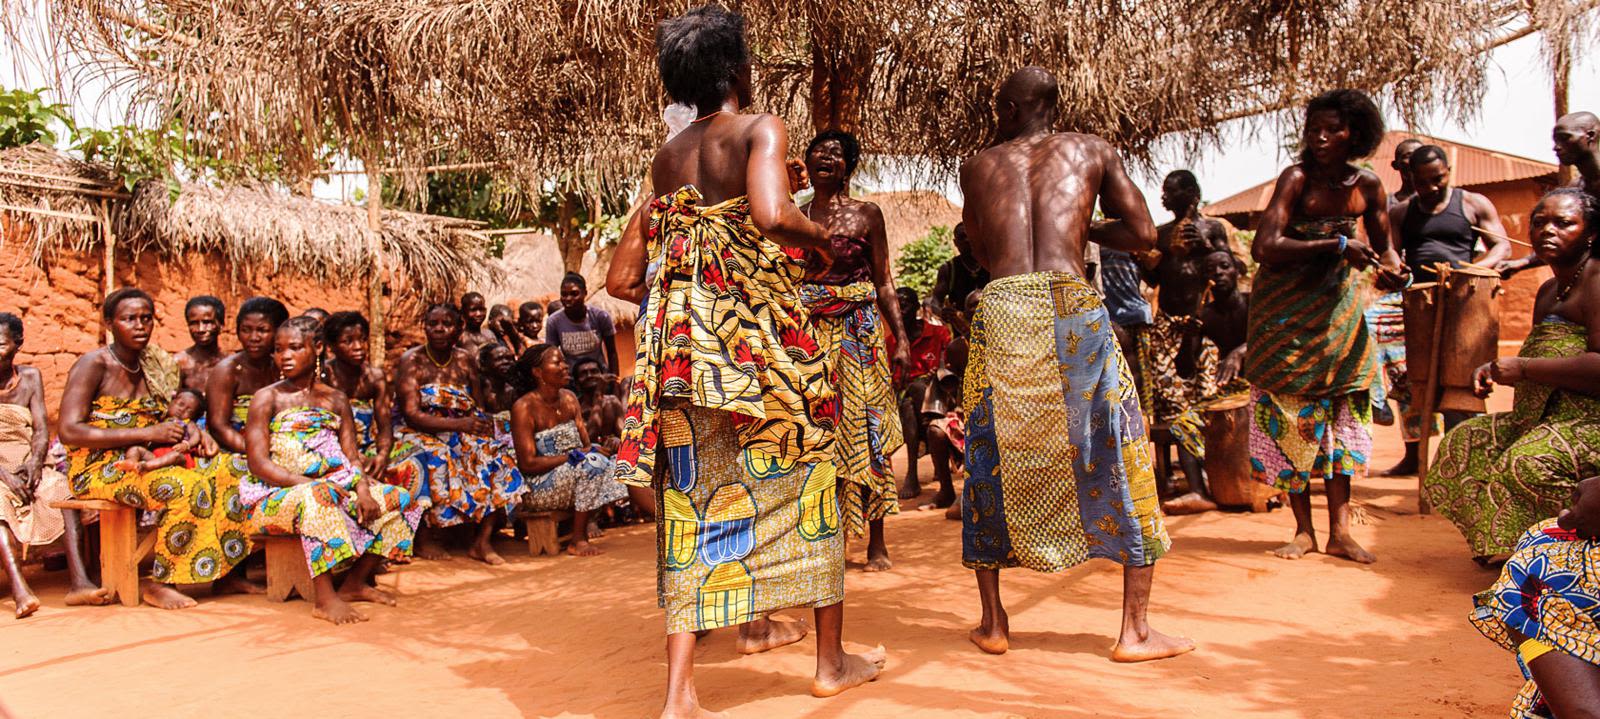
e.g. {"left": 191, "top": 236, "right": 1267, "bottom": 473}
{"left": 5, "top": 21, "right": 1598, "bottom": 218}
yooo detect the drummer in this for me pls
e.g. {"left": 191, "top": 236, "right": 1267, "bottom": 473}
{"left": 1387, "top": 145, "right": 1511, "bottom": 468}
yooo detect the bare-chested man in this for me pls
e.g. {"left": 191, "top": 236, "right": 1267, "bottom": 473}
{"left": 1500, "top": 112, "right": 1600, "bottom": 277}
{"left": 174, "top": 296, "right": 225, "bottom": 394}
{"left": 1143, "top": 170, "right": 1232, "bottom": 513}
{"left": 457, "top": 292, "right": 499, "bottom": 359}
{"left": 958, "top": 65, "right": 1192, "bottom": 662}
{"left": 1388, "top": 138, "right": 1423, "bottom": 208}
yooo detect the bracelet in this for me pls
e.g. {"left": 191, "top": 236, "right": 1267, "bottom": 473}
{"left": 1336, "top": 235, "right": 1348, "bottom": 255}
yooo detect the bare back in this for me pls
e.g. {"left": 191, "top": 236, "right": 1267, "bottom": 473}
{"left": 961, "top": 133, "right": 1152, "bottom": 279}
{"left": 650, "top": 114, "right": 764, "bottom": 204}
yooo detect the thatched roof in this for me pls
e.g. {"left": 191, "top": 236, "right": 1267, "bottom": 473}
{"left": 0, "top": 144, "right": 495, "bottom": 298}
{"left": 12, "top": 1, "right": 1595, "bottom": 191}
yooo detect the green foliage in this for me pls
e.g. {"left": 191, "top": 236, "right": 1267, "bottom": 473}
{"left": 0, "top": 87, "right": 73, "bottom": 149}
{"left": 533, "top": 179, "right": 633, "bottom": 250}
{"left": 895, "top": 225, "right": 956, "bottom": 295}
{"left": 73, "top": 121, "right": 193, "bottom": 196}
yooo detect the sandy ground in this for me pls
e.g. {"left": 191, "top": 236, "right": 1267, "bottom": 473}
{"left": 0, "top": 392, "right": 1523, "bottom": 718}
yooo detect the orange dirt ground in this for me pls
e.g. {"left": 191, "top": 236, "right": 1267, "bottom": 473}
{"left": 0, "top": 392, "right": 1523, "bottom": 718}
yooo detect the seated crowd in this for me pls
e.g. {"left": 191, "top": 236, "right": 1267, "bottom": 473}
{"left": 0, "top": 275, "right": 644, "bottom": 624}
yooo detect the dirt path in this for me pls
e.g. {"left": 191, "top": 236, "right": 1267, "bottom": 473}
{"left": 0, "top": 398, "right": 1520, "bottom": 718}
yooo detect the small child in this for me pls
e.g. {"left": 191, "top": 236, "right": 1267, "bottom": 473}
{"left": 115, "top": 388, "right": 210, "bottom": 472}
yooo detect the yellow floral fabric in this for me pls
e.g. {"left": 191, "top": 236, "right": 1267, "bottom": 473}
{"left": 66, "top": 395, "right": 252, "bottom": 585}
{"left": 617, "top": 186, "right": 840, "bottom": 488}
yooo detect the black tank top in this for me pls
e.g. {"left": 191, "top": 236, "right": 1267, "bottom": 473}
{"left": 1401, "top": 189, "right": 1476, "bottom": 278}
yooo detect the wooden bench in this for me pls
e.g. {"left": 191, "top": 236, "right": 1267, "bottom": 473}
{"left": 257, "top": 535, "right": 316, "bottom": 603}
{"left": 525, "top": 511, "right": 573, "bottom": 557}
{"left": 50, "top": 499, "right": 154, "bottom": 607}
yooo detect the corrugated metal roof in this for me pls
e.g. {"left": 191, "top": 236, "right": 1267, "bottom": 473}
{"left": 1203, "top": 131, "right": 1558, "bottom": 217}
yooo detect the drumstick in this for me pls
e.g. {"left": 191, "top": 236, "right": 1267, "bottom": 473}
{"left": 1472, "top": 225, "right": 1534, "bottom": 249}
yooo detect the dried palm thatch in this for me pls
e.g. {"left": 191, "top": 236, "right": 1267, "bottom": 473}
{"left": 0, "top": 144, "right": 493, "bottom": 299}
{"left": 0, "top": 143, "right": 120, "bottom": 262}
{"left": 120, "top": 181, "right": 495, "bottom": 299}
{"left": 8, "top": 0, "right": 1599, "bottom": 190}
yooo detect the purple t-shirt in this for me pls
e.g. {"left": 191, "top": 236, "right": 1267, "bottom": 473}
{"left": 545, "top": 307, "right": 615, "bottom": 367}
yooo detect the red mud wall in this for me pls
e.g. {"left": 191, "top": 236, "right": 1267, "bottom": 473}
{"left": 1478, "top": 180, "right": 1553, "bottom": 343}
{"left": 2, "top": 221, "right": 425, "bottom": 425}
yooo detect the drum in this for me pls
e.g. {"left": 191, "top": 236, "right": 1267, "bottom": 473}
{"left": 1200, "top": 392, "right": 1281, "bottom": 512}
{"left": 1403, "top": 264, "right": 1502, "bottom": 414}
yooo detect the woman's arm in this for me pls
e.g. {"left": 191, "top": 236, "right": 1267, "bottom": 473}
{"left": 58, "top": 352, "right": 169, "bottom": 449}
{"left": 369, "top": 368, "right": 394, "bottom": 476}
{"left": 395, "top": 355, "right": 468, "bottom": 434}
{"left": 243, "top": 387, "right": 308, "bottom": 487}
{"left": 866, "top": 202, "right": 911, "bottom": 371}
{"left": 22, "top": 368, "right": 48, "bottom": 482}
{"left": 335, "top": 393, "right": 363, "bottom": 473}
{"left": 205, "top": 359, "right": 248, "bottom": 453}
{"left": 747, "top": 115, "right": 828, "bottom": 249}
{"left": 608, "top": 197, "right": 651, "bottom": 304}
{"left": 510, "top": 397, "right": 568, "bottom": 476}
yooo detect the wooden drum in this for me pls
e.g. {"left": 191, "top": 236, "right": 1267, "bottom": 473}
{"left": 1403, "top": 264, "right": 1502, "bottom": 414}
{"left": 1200, "top": 392, "right": 1281, "bottom": 513}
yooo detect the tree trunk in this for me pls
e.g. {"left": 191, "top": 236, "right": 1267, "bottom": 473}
{"left": 555, "top": 192, "right": 588, "bottom": 273}
{"left": 808, "top": 37, "right": 869, "bottom": 134}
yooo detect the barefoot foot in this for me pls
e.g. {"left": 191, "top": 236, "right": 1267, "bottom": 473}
{"left": 1112, "top": 627, "right": 1196, "bottom": 662}
{"left": 968, "top": 624, "right": 1009, "bottom": 655}
{"left": 312, "top": 594, "right": 369, "bottom": 625}
{"left": 1161, "top": 491, "right": 1218, "bottom": 516}
{"left": 1272, "top": 532, "right": 1317, "bottom": 560}
{"left": 13, "top": 592, "right": 39, "bottom": 619}
{"left": 863, "top": 548, "right": 892, "bottom": 573}
{"left": 213, "top": 574, "right": 266, "bottom": 596}
{"left": 897, "top": 480, "right": 922, "bottom": 500}
{"left": 566, "top": 540, "right": 604, "bottom": 557}
{"left": 812, "top": 645, "right": 887, "bottom": 698}
{"left": 415, "top": 538, "right": 451, "bottom": 560}
{"left": 944, "top": 502, "right": 962, "bottom": 521}
{"left": 931, "top": 488, "right": 956, "bottom": 509}
{"left": 64, "top": 584, "right": 114, "bottom": 606}
{"left": 659, "top": 697, "right": 726, "bottom": 719}
{"left": 467, "top": 543, "right": 507, "bottom": 566}
{"left": 338, "top": 583, "right": 397, "bottom": 606}
{"left": 737, "top": 616, "right": 809, "bottom": 655}
{"left": 140, "top": 580, "right": 198, "bottom": 610}
{"left": 1325, "top": 533, "right": 1376, "bottom": 564}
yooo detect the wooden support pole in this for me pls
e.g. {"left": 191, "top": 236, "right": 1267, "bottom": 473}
{"left": 1555, "top": 40, "right": 1575, "bottom": 186}
{"left": 1416, "top": 266, "right": 1449, "bottom": 514}
{"left": 100, "top": 199, "right": 116, "bottom": 344}
{"left": 366, "top": 165, "right": 387, "bottom": 367}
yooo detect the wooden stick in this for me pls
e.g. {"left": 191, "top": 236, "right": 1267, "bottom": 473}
{"left": 1416, "top": 264, "right": 1449, "bottom": 515}
{"left": 1472, "top": 225, "right": 1534, "bottom": 249}
{"left": 366, "top": 162, "right": 387, "bottom": 367}
{"left": 100, "top": 199, "right": 116, "bottom": 344}
{"left": 314, "top": 161, "right": 503, "bottom": 177}
{"left": 0, "top": 202, "right": 99, "bottom": 223}
{"left": 0, "top": 176, "right": 130, "bottom": 199}
{"left": 0, "top": 166, "right": 120, "bottom": 189}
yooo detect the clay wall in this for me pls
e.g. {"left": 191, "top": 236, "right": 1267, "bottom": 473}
{"left": 2, "top": 219, "right": 426, "bottom": 425}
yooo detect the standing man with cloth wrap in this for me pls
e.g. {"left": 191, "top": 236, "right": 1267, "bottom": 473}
{"left": 958, "top": 65, "right": 1191, "bottom": 663}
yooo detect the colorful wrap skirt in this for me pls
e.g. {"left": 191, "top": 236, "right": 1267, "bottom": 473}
{"left": 656, "top": 405, "right": 844, "bottom": 634}
{"left": 1248, "top": 388, "right": 1372, "bottom": 494}
{"left": 800, "top": 280, "right": 903, "bottom": 536}
{"left": 243, "top": 407, "right": 419, "bottom": 576}
{"left": 1470, "top": 518, "right": 1600, "bottom": 718}
{"left": 518, "top": 421, "right": 628, "bottom": 514}
{"left": 0, "top": 403, "right": 71, "bottom": 545}
{"left": 353, "top": 399, "right": 431, "bottom": 510}
{"left": 1425, "top": 317, "right": 1600, "bottom": 556}
{"left": 962, "top": 272, "right": 1170, "bottom": 571}
{"left": 392, "top": 384, "right": 524, "bottom": 527}
{"left": 66, "top": 395, "right": 252, "bottom": 584}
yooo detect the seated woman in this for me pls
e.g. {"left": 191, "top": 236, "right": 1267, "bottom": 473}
{"left": 319, "top": 312, "right": 419, "bottom": 493}
{"left": 59, "top": 289, "right": 253, "bottom": 609}
{"left": 243, "top": 317, "right": 418, "bottom": 625}
{"left": 1426, "top": 188, "right": 1600, "bottom": 560}
{"left": 392, "top": 303, "right": 524, "bottom": 564}
{"left": 0, "top": 312, "right": 107, "bottom": 616}
{"left": 207, "top": 296, "right": 291, "bottom": 453}
{"left": 509, "top": 344, "right": 630, "bottom": 556}
{"left": 1470, "top": 475, "right": 1600, "bottom": 718}
{"left": 478, "top": 342, "right": 520, "bottom": 443}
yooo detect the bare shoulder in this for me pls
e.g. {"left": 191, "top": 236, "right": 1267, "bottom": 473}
{"left": 1354, "top": 167, "right": 1385, "bottom": 191}
{"left": 363, "top": 364, "right": 387, "bottom": 386}
{"left": 18, "top": 365, "right": 42, "bottom": 385}
{"left": 559, "top": 388, "right": 581, "bottom": 411}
